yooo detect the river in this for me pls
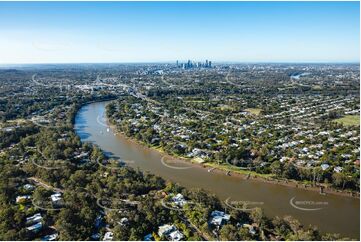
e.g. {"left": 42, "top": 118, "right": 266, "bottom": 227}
{"left": 74, "top": 101, "right": 359, "bottom": 239}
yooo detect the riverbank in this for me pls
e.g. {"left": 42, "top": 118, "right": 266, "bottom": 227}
{"left": 108, "top": 120, "right": 359, "bottom": 199}
{"left": 75, "top": 100, "right": 360, "bottom": 238}
{"left": 204, "top": 162, "right": 359, "bottom": 198}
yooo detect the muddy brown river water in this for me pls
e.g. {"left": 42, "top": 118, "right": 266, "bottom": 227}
{"left": 74, "top": 101, "right": 360, "bottom": 238}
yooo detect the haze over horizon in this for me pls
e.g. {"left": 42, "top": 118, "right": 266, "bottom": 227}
{"left": 0, "top": 1, "right": 359, "bottom": 64}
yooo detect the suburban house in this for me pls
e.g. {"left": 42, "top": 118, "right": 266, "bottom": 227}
{"left": 26, "top": 213, "right": 42, "bottom": 225}
{"left": 23, "top": 184, "right": 35, "bottom": 191}
{"left": 209, "top": 210, "right": 231, "bottom": 227}
{"left": 143, "top": 233, "right": 154, "bottom": 241}
{"left": 16, "top": 195, "right": 31, "bottom": 204}
{"left": 158, "top": 224, "right": 184, "bottom": 241}
{"left": 50, "top": 192, "right": 62, "bottom": 206}
{"left": 41, "top": 233, "right": 58, "bottom": 241}
{"left": 26, "top": 222, "right": 42, "bottom": 233}
{"left": 103, "top": 231, "right": 113, "bottom": 241}
{"left": 172, "top": 193, "right": 187, "bottom": 207}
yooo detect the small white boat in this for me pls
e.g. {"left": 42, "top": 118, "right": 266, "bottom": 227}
{"left": 107, "top": 128, "right": 110, "bottom": 132}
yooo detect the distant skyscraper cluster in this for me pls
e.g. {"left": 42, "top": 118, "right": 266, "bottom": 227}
{"left": 176, "top": 60, "right": 212, "bottom": 69}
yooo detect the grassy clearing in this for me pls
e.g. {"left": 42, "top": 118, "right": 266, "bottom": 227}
{"left": 312, "top": 85, "right": 322, "bottom": 90}
{"left": 205, "top": 162, "right": 273, "bottom": 179}
{"left": 183, "top": 100, "right": 207, "bottom": 103}
{"left": 245, "top": 108, "right": 262, "bottom": 115}
{"left": 0, "top": 118, "right": 27, "bottom": 128}
{"left": 334, "top": 115, "right": 360, "bottom": 126}
{"left": 192, "top": 157, "right": 206, "bottom": 163}
{"left": 216, "top": 104, "right": 234, "bottom": 111}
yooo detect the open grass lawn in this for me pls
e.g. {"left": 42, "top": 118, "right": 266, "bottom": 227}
{"left": 334, "top": 115, "right": 360, "bottom": 126}
{"left": 216, "top": 104, "right": 234, "bottom": 111}
{"left": 0, "top": 118, "right": 27, "bottom": 128}
{"left": 312, "top": 85, "right": 322, "bottom": 90}
{"left": 206, "top": 162, "right": 273, "bottom": 179}
{"left": 183, "top": 100, "right": 207, "bottom": 103}
{"left": 245, "top": 108, "right": 262, "bottom": 115}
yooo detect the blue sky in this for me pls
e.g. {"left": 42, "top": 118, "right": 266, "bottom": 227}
{"left": 0, "top": 1, "right": 359, "bottom": 63}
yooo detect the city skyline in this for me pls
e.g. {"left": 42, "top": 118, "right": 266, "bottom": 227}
{"left": 0, "top": 1, "right": 359, "bottom": 64}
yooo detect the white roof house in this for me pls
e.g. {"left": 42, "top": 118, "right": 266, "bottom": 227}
{"left": 23, "top": 184, "right": 35, "bottom": 191}
{"left": 118, "top": 217, "right": 129, "bottom": 226}
{"left": 334, "top": 166, "right": 343, "bottom": 173}
{"left": 172, "top": 193, "right": 187, "bottom": 207}
{"left": 158, "top": 224, "right": 184, "bottom": 241}
{"left": 51, "top": 193, "right": 62, "bottom": 203}
{"left": 158, "top": 224, "right": 175, "bottom": 237}
{"left": 26, "top": 213, "right": 42, "bottom": 225}
{"left": 103, "top": 232, "right": 113, "bottom": 241}
{"left": 169, "top": 230, "right": 184, "bottom": 241}
{"left": 75, "top": 152, "right": 89, "bottom": 159}
{"left": 209, "top": 210, "right": 231, "bottom": 227}
{"left": 321, "top": 164, "right": 330, "bottom": 171}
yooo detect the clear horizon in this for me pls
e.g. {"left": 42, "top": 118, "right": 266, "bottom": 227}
{"left": 0, "top": 61, "right": 360, "bottom": 67}
{"left": 0, "top": 1, "right": 359, "bottom": 64}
